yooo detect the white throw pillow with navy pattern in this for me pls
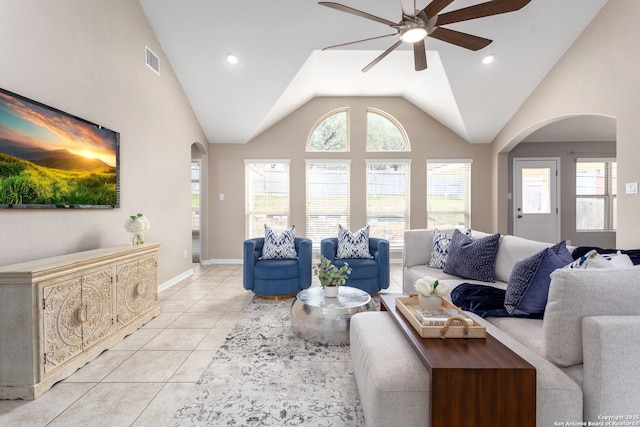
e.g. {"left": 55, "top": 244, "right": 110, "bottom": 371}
{"left": 260, "top": 225, "right": 297, "bottom": 260}
{"left": 564, "top": 249, "right": 633, "bottom": 269}
{"left": 337, "top": 225, "right": 374, "bottom": 259}
{"left": 428, "top": 228, "right": 472, "bottom": 269}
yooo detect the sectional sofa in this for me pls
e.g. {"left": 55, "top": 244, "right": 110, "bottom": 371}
{"left": 350, "top": 229, "right": 640, "bottom": 426}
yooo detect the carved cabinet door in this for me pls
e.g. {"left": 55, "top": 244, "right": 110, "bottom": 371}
{"left": 116, "top": 255, "right": 157, "bottom": 328}
{"left": 41, "top": 269, "right": 113, "bottom": 375}
{"left": 42, "top": 278, "right": 84, "bottom": 374}
{"left": 81, "top": 269, "right": 114, "bottom": 349}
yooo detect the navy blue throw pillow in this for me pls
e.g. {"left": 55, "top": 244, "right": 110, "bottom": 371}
{"left": 443, "top": 230, "right": 500, "bottom": 282}
{"left": 504, "top": 241, "right": 572, "bottom": 315}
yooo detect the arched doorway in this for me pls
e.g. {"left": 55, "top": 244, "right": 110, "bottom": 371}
{"left": 506, "top": 115, "right": 617, "bottom": 247}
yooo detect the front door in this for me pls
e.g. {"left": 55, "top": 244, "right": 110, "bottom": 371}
{"left": 513, "top": 158, "right": 560, "bottom": 243}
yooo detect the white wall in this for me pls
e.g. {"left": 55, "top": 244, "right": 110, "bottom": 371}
{"left": 493, "top": 0, "right": 640, "bottom": 248}
{"left": 0, "top": 0, "right": 207, "bottom": 283}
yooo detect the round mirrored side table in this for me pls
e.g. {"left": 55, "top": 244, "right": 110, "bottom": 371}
{"left": 290, "top": 286, "right": 375, "bottom": 345}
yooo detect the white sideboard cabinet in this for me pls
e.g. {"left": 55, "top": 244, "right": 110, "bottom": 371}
{"left": 0, "top": 243, "right": 160, "bottom": 399}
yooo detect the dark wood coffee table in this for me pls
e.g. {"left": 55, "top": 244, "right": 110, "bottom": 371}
{"left": 380, "top": 294, "right": 536, "bottom": 427}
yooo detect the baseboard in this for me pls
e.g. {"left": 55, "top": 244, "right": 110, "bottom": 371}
{"left": 199, "top": 258, "right": 401, "bottom": 265}
{"left": 159, "top": 268, "right": 194, "bottom": 292}
{"left": 200, "top": 258, "right": 243, "bottom": 265}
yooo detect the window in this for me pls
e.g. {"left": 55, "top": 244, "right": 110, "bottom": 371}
{"left": 245, "top": 160, "right": 290, "bottom": 239}
{"left": 576, "top": 159, "right": 617, "bottom": 231}
{"left": 426, "top": 160, "right": 472, "bottom": 229}
{"left": 306, "top": 160, "right": 350, "bottom": 244}
{"left": 307, "top": 108, "right": 349, "bottom": 151}
{"left": 366, "top": 108, "right": 409, "bottom": 151}
{"left": 366, "top": 160, "right": 410, "bottom": 247}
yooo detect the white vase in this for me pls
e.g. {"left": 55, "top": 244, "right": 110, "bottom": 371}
{"left": 324, "top": 285, "right": 339, "bottom": 298}
{"left": 419, "top": 294, "right": 442, "bottom": 310}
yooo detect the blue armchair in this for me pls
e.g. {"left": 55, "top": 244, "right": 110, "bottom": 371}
{"left": 243, "top": 237, "right": 313, "bottom": 299}
{"left": 321, "top": 237, "right": 390, "bottom": 295}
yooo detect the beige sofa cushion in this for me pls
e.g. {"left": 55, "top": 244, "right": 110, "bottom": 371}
{"left": 493, "top": 234, "right": 552, "bottom": 283}
{"left": 544, "top": 266, "right": 640, "bottom": 367}
{"left": 403, "top": 229, "right": 436, "bottom": 268}
{"left": 350, "top": 312, "right": 429, "bottom": 427}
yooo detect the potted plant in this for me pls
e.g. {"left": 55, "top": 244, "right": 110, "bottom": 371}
{"left": 313, "top": 255, "right": 351, "bottom": 298}
{"left": 124, "top": 213, "right": 151, "bottom": 245}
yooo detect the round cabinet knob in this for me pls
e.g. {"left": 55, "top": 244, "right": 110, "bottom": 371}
{"left": 76, "top": 307, "right": 87, "bottom": 323}
{"left": 136, "top": 283, "right": 146, "bottom": 296}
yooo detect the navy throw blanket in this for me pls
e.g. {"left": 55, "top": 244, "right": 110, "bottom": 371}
{"left": 451, "top": 283, "right": 544, "bottom": 319}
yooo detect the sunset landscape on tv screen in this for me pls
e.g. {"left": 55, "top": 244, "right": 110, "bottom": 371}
{"left": 0, "top": 88, "right": 119, "bottom": 208}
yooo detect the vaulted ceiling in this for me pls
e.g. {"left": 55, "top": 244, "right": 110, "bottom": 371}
{"left": 138, "top": 0, "right": 608, "bottom": 144}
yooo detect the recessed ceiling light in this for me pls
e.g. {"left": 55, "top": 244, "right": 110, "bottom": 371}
{"left": 482, "top": 54, "right": 495, "bottom": 65}
{"left": 226, "top": 54, "right": 239, "bottom": 65}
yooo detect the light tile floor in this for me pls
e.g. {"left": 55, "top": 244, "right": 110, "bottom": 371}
{"left": 0, "top": 263, "right": 403, "bottom": 427}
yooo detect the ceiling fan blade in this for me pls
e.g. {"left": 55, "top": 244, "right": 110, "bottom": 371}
{"left": 413, "top": 39, "right": 427, "bottom": 71}
{"left": 322, "top": 33, "right": 397, "bottom": 50}
{"left": 436, "top": 0, "right": 531, "bottom": 26}
{"left": 429, "top": 27, "right": 492, "bottom": 50}
{"left": 421, "top": 0, "right": 454, "bottom": 19}
{"left": 400, "top": 0, "right": 416, "bottom": 17}
{"left": 319, "top": 2, "right": 397, "bottom": 27}
{"left": 362, "top": 40, "right": 403, "bottom": 72}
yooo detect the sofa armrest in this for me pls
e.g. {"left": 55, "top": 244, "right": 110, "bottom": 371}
{"left": 243, "top": 238, "right": 263, "bottom": 290}
{"left": 582, "top": 315, "right": 640, "bottom": 422}
{"left": 320, "top": 238, "right": 338, "bottom": 262}
{"left": 296, "top": 238, "right": 313, "bottom": 289}
{"left": 369, "top": 237, "right": 390, "bottom": 290}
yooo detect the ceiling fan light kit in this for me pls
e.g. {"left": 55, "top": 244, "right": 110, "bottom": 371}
{"left": 400, "top": 25, "right": 428, "bottom": 43}
{"left": 319, "top": 0, "right": 532, "bottom": 72}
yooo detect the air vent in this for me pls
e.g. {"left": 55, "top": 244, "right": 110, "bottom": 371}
{"left": 145, "top": 46, "right": 160, "bottom": 75}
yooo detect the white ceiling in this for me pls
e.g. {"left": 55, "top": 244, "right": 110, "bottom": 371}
{"left": 138, "top": 0, "right": 609, "bottom": 145}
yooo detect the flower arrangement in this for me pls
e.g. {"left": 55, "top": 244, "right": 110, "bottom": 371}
{"left": 414, "top": 276, "right": 449, "bottom": 298}
{"left": 124, "top": 213, "right": 150, "bottom": 245}
{"left": 313, "top": 255, "right": 352, "bottom": 288}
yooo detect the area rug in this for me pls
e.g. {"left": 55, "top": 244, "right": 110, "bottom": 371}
{"left": 171, "top": 297, "right": 366, "bottom": 426}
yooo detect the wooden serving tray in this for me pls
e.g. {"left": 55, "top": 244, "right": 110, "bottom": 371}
{"left": 395, "top": 296, "right": 486, "bottom": 339}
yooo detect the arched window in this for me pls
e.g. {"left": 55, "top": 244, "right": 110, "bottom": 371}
{"left": 307, "top": 108, "right": 349, "bottom": 152}
{"left": 366, "top": 108, "right": 409, "bottom": 152}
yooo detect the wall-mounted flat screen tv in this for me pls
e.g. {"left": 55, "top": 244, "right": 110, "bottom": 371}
{"left": 0, "top": 87, "right": 119, "bottom": 208}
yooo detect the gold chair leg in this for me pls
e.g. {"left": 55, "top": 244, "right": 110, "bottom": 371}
{"left": 254, "top": 293, "right": 298, "bottom": 300}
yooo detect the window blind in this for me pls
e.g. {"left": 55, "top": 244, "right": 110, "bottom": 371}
{"left": 244, "top": 160, "right": 290, "bottom": 239}
{"left": 426, "top": 160, "right": 472, "bottom": 229}
{"left": 366, "top": 160, "right": 410, "bottom": 247}
{"left": 305, "top": 160, "right": 350, "bottom": 245}
{"left": 576, "top": 159, "right": 616, "bottom": 231}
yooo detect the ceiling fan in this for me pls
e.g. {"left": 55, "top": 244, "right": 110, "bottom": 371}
{"left": 319, "top": 0, "right": 532, "bottom": 72}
